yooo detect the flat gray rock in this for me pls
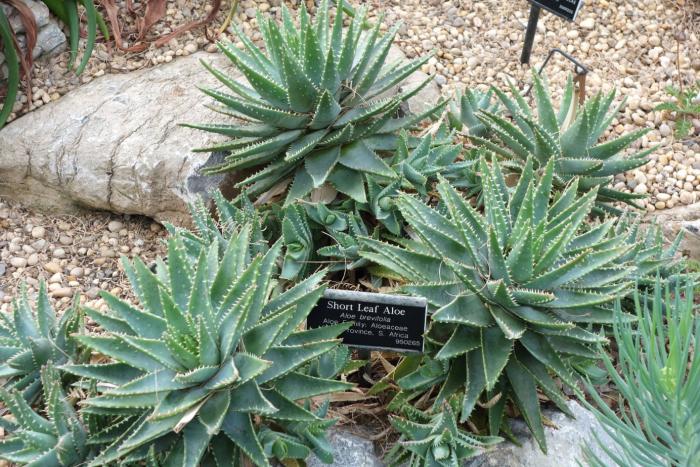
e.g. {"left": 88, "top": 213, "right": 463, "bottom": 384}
{"left": 7, "top": 0, "right": 50, "bottom": 33}
{"left": 311, "top": 401, "right": 614, "bottom": 467}
{"left": 307, "top": 429, "right": 383, "bottom": 467}
{"left": 34, "top": 19, "right": 67, "bottom": 57}
{"left": 0, "top": 51, "right": 230, "bottom": 225}
{"left": 465, "top": 401, "right": 614, "bottom": 467}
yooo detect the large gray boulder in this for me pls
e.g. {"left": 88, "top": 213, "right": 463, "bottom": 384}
{"left": 0, "top": 51, "right": 229, "bottom": 225}
{"left": 311, "top": 401, "right": 614, "bottom": 467}
{"left": 0, "top": 46, "right": 437, "bottom": 225}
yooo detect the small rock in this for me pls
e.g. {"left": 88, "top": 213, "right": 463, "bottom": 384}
{"left": 307, "top": 430, "right": 381, "bottom": 467}
{"left": 52, "top": 247, "right": 66, "bottom": 258}
{"left": 633, "top": 183, "right": 648, "bottom": 194}
{"left": 50, "top": 287, "right": 73, "bottom": 298}
{"left": 680, "top": 191, "right": 694, "bottom": 204}
{"left": 10, "top": 257, "right": 27, "bottom": 268}
{"left": 31, "top": 239, "right": 46, "bottom": 250}
{"left": 35, "top": 20, "right": 67, "bottom": 56}
{"left": 27, "top": 253, "right": 39, "bottom": 266}
{"left": 648, "top": 47, "right": 664, "bottom": 61}
{"left": 31, "top": 226, "right": 45, "bottom": 238}
{"left": 659, "top": 123, "right": 672, "bottom": 137}
{"left": 107, "top": 220, "right": 123, "bottom": 232}
{"left": 49, "top": 272, "right": 63, "bottom": 283}
{"left": 44, "top": 261, "right": 62, "bottom": 273}
{"left": 69, "top": 267, "right": 84, "bottom": 277}
{"left": 580, "top": 17, "right": 595, "bottom": 30}
{"left": 86, "top": 287, "right": 100, "bottom": 299}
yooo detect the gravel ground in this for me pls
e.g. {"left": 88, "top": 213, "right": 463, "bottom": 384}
{"left": 0, "top": 198, "right": 167, "bottom": 313}
{"left": 384, "top": 0, "right": 700, "bottom": 212}
{"left": 1, "top": 0, "right": 699, "bottom": 306}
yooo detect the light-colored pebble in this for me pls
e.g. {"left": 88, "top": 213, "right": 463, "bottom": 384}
{"left": 44, "top": 261, "right": 62, "bottom": 274}
{"left": 10, "top": 257, "right": 27, "bottom": 268}
{"left": 30, "top": 226, "right": 45, "bottom": 238}
{"left": 107, "top": 220, "right": 123, "bottom": 232}
{"left": 70, "top": 267, "right": 84, "bottom": 277}
{"left": 633, "top": 183, "right": 648, "bottom": 195}
{"left": 50, "top": 287, "right": 73, "bottom": 298}
{"left": 49, "top": 273, "right": 63, "bottom": 284}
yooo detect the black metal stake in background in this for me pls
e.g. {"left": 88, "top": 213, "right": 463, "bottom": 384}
{"left": 520, "top": 4, "right": 541, "bottom": 65}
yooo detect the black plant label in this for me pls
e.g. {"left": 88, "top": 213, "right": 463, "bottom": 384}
{"left": 530, "top": 0, "right": 583, "bottom": 21}
{"left": 307, "top": 289, "right": 426, "bottom": 353}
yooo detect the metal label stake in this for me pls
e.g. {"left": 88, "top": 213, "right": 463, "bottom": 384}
{"left": 521, "top": 4, "right": 541, "bottom": 65}
{"left": 520, "top": 0, "right": 584, "bottom": 65}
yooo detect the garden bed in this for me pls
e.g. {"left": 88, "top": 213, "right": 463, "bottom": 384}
{"left": 0, "top": 1, "right": 699, "bottom": 466}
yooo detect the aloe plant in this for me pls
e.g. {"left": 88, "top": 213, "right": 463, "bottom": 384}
{"left": 385, "top": 400, "right": 502, "bottom": 466}
{"left": 472, "top": 73, "right": 653, "bottom": 214}
{"left": 62, "top": 223, "right": 352, "bottom": 466}
{"left": 360, "top": 157, "right": 638, "bottom": 451}
{"left": 0, "top": 363, "right": 91, "bottom": 466}
{"left": 583, "top": 279, "right": 700, "bottom": 466}
{"left": 367, "top": 130, "right": 467, "bottom": 235}
{"left": 0, "top": 282, "right": 85, "bottom": 401}
{"left": 275, "top": 131, "right": 470, "bottom": 280}
{"left": 186, "top": 0, "right": 444, "bottom": 205}
{"left": 42, "top": 0, "right": 107, "bottom": 75}
{"left": 316, "top": 206, "right": 374, "bottom": 272}
{"left": 447, "top": 88, "right": 500, "bottom": 137}
{"left": 165, "top": 190, "right": 274, "bottom": 260}
{"left": 611, "top": 214, "right": 688, "bottom": 287}
{"left": 389, "top": 129, "right": 467, "bottom": 195}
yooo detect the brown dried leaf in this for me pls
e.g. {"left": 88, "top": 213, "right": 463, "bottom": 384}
{"left": 6, "top": 0, "right": 36, "bottom": 103}
{"left": 101, "top": 0, "right": 222, "bottom": 52}
{"left": 377, "top": 353, "right": 396, "bottom": 374}
{"left": 477, "top": 391, "right": 502, "bottom": 409}
{"left": 100, "top": 0, "right": 147, "bottom": 52}
{"left": 323, "top": 391, "right": 376, "bottom": 403}
{"left": 137, "top": 0, "right": 166, "bottom": 42}
{"left": 154, "top": 0, "right": 222, "bottom": 48}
